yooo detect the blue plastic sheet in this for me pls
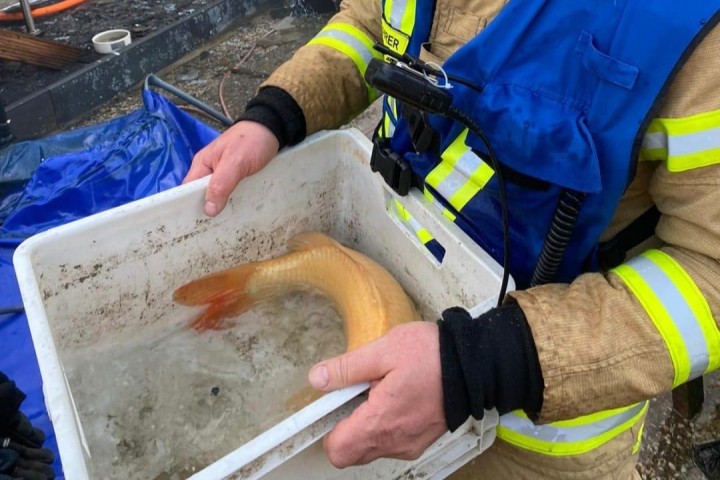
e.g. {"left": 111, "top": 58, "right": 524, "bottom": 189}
{"left": 0, "top": 87, "right": 219, "bottom": 478}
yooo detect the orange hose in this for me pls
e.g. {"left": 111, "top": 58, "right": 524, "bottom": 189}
{"left": 0, "top": 0, "right": 88, "bottom": 21}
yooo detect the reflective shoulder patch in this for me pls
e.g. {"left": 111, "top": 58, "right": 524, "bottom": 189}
{"left": 640, "top": 108, "right": 720, "bottom": 172}
{"left": 498, "top": 401, "right": 648, "bottom": 456}
{"left": 308, "top": 22, "right": 383, "bottom": 101}
{"left": 611, "top": 249, "right": 720, "bottom": 387}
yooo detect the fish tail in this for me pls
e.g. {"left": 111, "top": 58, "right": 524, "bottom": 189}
{"left": 174, "top": 263, "right": 261, "bottom": 330}
{"left": 189, "top": 291, "right": 257, "bottom": 331}
{"left": 173, "top": 263, "right": 258, "bottom": 306}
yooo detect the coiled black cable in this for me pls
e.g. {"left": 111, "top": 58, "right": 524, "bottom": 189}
{"left": 529, "top": 190, "right": 586, "bottom": 287}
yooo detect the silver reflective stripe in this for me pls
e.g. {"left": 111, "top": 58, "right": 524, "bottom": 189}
{"left": 642, "top": 132, "right": 667, "bottom": 151}
{"left": 625, "top": 255, "right": 710, "bottom": 379}
{"left": 389, "top": 0, "right": 407, "bottom": 30}
{"left": 406, "top": 216, "right": 425, "bottom": 237}
{"left": 390, "top": 200, "right": 433, "bottom": 244}
{"left": 314, "top": 29, "right": 376, "bottom": 69}
{"left": 434, "top": 168, "right": 468, "bottom": 201}
{"left": 454, "top": 149, "right": 484, "bottom": 179}
{"left": 499, "top": 402, "right": 646, "bottom": 443}
{"left": 423, "top": 188, "right": 457, "bottom": 221}
{"left": 643, "top": 128, "right": 720, "bottom": 156}
{"left": 669, "top": 127, "right": 720, "bottom": 156}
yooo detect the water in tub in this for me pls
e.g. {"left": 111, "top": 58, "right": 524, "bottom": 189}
{"left": 62, "top": 292, "right": 346, "bottom": 479}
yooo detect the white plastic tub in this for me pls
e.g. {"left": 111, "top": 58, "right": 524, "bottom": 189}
{"left": 14, "top": 128, "right": 511, "bottom": 479}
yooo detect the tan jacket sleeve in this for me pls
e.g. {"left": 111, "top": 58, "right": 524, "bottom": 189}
{"left": 509, "top": 24, "right": 720, "bottom": 424}
{"left": 259, "top": 0, "right": 382, "bottom": 135}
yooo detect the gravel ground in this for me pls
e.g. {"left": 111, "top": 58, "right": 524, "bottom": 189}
{"left": 0, "top": 0, "right": 223, "bottom": 103}
{"left": 4, "top": 1, "right": 720, "bottom": 478}
{"left": 73, "top": 10, "right": 342, "bottom": 130}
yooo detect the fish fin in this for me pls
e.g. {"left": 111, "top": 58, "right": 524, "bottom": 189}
{"left": 187, "top": 278, "right": 299, "bottom": 331}
{"left": 173, "top": 263, "right": 258, "bottom": 306}
{"left": 287, "top": 232, "right": 339, "bottom": 252}
{"left": 285, "top": 386, "right": 325, "bottom": 412}
{"left": 189, "top": 292, "right": 256, "bottom": 331}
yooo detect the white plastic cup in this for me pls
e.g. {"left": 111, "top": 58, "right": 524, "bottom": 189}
{"left": 92, "top": 29, "right": 132, "bottom": 54}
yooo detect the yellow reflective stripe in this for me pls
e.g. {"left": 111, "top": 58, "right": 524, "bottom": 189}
{"left": 638, "top": 147, "right": 667, "bottom": 162}
{"left": 389, "top": 96, "right": 397, "bottom": 118}
{"left": 668, "top": 148, "right": 720, "bottom": 172}
{"left": 383, "top": 113, "right": 394, "bottom": 138}
{"left": 468, "top": 161, "right": 494, "bottom": 189}
{"left": 381, "top": 17, "right": 410, "bottom": 55}
{"left": 646, "top": 109, "right": 720, "bottom": 135}
{"left": 449, "top": 183, "right": 481, "bottom": 212}
{"left": 391, "top": 199, "right": 434, "bottom": 245}
{"left": 449, "top": 160, "right": 494, "bottom": 211}
{"left": 612, "top": 261, "right": 690, "bottom": 387}
{"left": 383, "top": 0, "right": 394, "bottom": 27}
{"left": 380, "top": 96, "right": 398, "bottom": 138}
{"left": 423, "top": 188, "right": 456, "bottom": 221}
{"left": 497, "top": 402, "right": 648, "bottom": 457}
{"left": 644, "top": 250, "right": 720, "bottom": 375}
{"left": 400, "top": 0, "right": 415, "bottom": 35}
{"left": 425, "top": 158, "right": 454, "bottom": 190}
{"left": 383, "top": 0, "right": 415, "bottom": 35}
{"left": 446, "top": 131, "right": 494, "bottom": 188}
{"left": 442, "top": 129, "right": 470, "bottom": 164}
{"left": 612, "top": 249, "right": 720, "bottom": 387}
{"left": 633, "top": 421, "right": 645, "bottom": 454}
{"left": 308, "top": 23, "right": 381, "bottom": 100}
{"left": 417, "top": 228, "right": 433, "bottom": 244}
{"left": 426, "top": 129, "right": 494, "bottom": 212}
{"left": 640, "top": 109, "right": 720, "bottom": 171}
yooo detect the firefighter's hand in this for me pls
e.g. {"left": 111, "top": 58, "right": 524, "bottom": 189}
{"left": 184, "top": 121, "right": 280, "bottom": 217}
{"left": 308, "top": 322, "right": 448, "bottom": 468}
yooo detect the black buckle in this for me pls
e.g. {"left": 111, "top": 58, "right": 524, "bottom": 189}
{"left": 371, "top": 138, "right": 413, "bottom": 196}
{"left": 403, "top": 105, "right": 438, "bottom": 153}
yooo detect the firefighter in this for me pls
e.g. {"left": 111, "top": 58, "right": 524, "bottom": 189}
{"left": 185, "top": 1, "right": 720, "bottom": 477}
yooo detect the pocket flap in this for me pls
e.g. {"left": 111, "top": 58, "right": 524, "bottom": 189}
{"left": 465, "top": 83, "right": 602, "bottom": 193}
{"left": 575, "top": 31, "right": 639, "bottom": 90}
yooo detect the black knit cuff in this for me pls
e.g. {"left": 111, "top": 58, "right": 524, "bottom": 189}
{"left": 438, "top": 303, "right": 544, "bottom": 432}
{"left": 236, "top": 86, "right": 307, "bottom": 150}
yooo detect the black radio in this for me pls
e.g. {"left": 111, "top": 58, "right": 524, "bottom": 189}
{"left": 364, "top": 56, "right": 453, "bottom": 116}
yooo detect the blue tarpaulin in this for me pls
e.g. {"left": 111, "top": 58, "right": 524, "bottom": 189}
{"left": 0, "top": 87, "right": 219, "bottom": 478}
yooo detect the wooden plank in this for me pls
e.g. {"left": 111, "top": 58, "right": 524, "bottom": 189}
{"left": 0, "top": 28, "right": 81, "bottom": 69}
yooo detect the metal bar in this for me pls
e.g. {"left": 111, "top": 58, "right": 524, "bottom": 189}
{"left": 18, "top": 0, "right": 41, "bottom": 36}
{"left": 145, "top": 74, "right": 234, "bottom": 127}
